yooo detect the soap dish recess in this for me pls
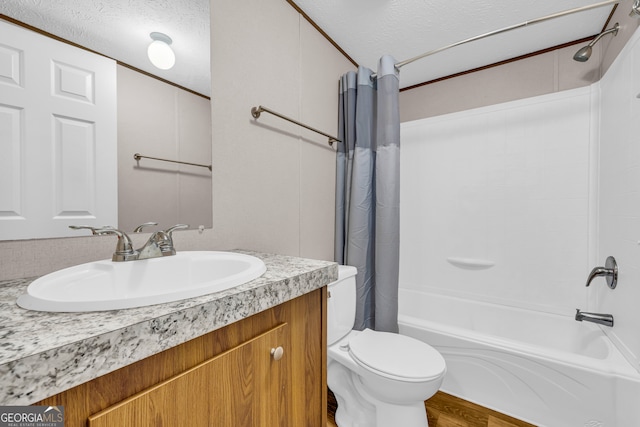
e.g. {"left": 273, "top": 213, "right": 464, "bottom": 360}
{"left": 446, "top": 257, "right": 495, "bottom": 270}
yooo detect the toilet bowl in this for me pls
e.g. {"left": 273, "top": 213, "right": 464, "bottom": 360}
{"left": 327, "top": 266, "right": 446, "bottom": 427}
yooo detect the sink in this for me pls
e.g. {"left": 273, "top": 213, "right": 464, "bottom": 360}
{"left": 17, "top": 251, "right": 266, "bottom": 312}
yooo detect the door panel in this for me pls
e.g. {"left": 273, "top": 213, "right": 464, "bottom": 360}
{"left": 0, "top": 20, "right": 116, "bottom": 239}
{"left": 88, "top": 323, "right": 290, "bottom": 427}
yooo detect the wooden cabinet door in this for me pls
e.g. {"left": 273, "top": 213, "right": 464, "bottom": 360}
{"left": 88, "top": 323, "right": 290, "bottom": 427}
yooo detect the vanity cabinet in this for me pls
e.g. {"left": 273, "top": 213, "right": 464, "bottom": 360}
{"left": 35, "top": 288, "right": 327, "bottom": 427}
{"left": 89, "top": 323, "right": 289, "bottom": 426}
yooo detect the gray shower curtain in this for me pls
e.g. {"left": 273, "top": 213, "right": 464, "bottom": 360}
{"left": 335, "top": 55, "right": 400, "bottom": 333}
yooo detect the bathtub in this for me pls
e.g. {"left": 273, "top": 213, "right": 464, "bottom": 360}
{"left": 398, "top": 288, "right": 640, "bottom": 427}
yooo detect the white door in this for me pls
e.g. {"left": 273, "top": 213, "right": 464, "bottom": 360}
{"left": 0, "top": 20, "right": 117, "bottom": 240}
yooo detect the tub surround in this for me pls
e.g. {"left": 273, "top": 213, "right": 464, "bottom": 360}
{"left": 0, "top": 250, "right": 337, "bottom": 405}
{"left": 398, "top": 288, "right": 640, "bottom": 426}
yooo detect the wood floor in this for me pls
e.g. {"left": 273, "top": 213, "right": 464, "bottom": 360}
{"left": 327, "top": 390, "right": 537, "bottom": 427}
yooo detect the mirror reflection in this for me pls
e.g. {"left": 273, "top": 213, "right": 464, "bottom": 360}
{"left": 0, "top": 1, "right": 212, "bottom": 240}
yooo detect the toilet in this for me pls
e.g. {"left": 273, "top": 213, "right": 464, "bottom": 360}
{"left": 327, "top": 265, "right": 446, "bottom": 427}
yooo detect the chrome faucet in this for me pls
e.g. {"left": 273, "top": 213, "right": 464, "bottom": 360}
{"left": 585, "top": 256, "right": 618, "bottom": 289}
{"left": 69, "top": 223, "right": 188, "bottom": 262}
{"left": 134, "top": 223, "right": 189, "bottom": 259}
{"left": 70, "top": 225, "right": 139, "bottom": 261}
{"left": 575, "top": 309, "right": 614, "bottom": 327}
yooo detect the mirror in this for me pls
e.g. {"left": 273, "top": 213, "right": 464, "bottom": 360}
{"left": 0, "top": 1, "right": 212, "bottom": 240}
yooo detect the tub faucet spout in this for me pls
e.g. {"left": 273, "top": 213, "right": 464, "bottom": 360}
{"left": 575, "top": 309, "right": 614, "bottom": 327}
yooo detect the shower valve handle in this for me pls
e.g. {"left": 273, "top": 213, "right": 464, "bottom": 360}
{"left": 585, "top": 256, "right": 618, "bottom": 289}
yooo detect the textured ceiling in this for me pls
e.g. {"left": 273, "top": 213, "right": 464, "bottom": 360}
{"left": 0, "top": 0, "right": 210, "bottom": 96}
{"left": 293, "top": 0, "right": 616, "bottom": 88}
{"left": 0, "top": 1, "right": 618, "bottom": 94}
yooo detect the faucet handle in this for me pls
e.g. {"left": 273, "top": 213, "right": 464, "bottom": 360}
{"left": 155, "top": 224, "right": 189, "bottom": 256}
{"left": 164, "top": 224, "right": 189, "bottom": 236}
{"left": 69, "top": 225, "right": 113, "bottom": 235}
{"left": 585, "top": 256, "right": 618, "bottom": 289}
{"left": 69, "top": 225, "right": 137, "bottom": 262}
{"left": 133, "top": 222, "right": 158, "bottom": 233}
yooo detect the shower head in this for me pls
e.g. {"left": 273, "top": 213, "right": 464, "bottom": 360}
{"left": 573, "top": 23, "right": 620, "bottom": 62}
{"left": 573, "top": 45, "right": 593, "bottom": 62}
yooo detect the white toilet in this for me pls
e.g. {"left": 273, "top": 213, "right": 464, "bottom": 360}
{"left": 327, "top": 265, "right": 446, "bottom": 427}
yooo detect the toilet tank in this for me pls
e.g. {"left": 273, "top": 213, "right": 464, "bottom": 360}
{"left": 327, "top": 265, "right": 358, "bottom": 346}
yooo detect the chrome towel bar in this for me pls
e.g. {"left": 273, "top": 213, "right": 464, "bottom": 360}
{"left": 251, "top": 105, "right": 339, "bottom": 147}
{"left": 133, "top": 153, "right": 212, "bottom": 171}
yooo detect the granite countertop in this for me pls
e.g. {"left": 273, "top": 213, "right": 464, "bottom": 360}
{"left": 0, "top": 251, "right": 337, "bottom": 405}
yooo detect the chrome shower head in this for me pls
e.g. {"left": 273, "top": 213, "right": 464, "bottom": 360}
{"left": 573, "top": 45, "right": 593, "bottom": 62}
{"left": 573, "top": 23, "right": 620, "bottom": 62}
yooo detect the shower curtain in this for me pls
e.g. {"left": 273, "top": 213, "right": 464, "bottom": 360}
{"left": 335, "top": 55, "right": 400, "bottom": 333}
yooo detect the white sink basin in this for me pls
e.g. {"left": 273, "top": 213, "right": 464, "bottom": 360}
{"left": 17, "top": 251, "right": 266, "bottom": 312}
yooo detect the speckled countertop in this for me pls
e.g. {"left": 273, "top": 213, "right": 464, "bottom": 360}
{"left": 0, "top": 251, "right": 337, "bottom": 405}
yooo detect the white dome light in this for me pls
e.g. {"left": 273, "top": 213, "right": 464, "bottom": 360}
{"left": 147, "top": 32, "right": 175, "bottom": 70}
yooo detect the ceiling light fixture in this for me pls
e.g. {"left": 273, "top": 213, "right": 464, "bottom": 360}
{"left": 147, "top": 32, "right": 175, "bottom": 70}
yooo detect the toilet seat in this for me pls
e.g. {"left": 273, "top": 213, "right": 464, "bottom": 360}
{"left": 348, "top": 329, "right": 446, "bottom": 382}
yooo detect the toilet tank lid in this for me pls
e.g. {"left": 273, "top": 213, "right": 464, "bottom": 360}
{"left": 348, "top": 329, "right": 446, "bottom": 382}
{"left": 337, "top": 265, "right": 357, "bottom": 280}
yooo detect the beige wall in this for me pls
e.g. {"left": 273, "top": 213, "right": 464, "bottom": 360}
{"left": 400, "top": 0, "right": 640, "bottom": 122}
{"left": 209, "top": 0, "right": 354, "bottom": 260}
{"left": 117, "top": 66, "right": 212, "bottom": 232}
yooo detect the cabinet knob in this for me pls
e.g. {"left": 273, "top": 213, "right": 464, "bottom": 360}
{"left": 271, "top": 346, "right": 284, "bottom": 361}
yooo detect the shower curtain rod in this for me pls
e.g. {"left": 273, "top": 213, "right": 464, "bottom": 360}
{"left": 372, "top": 0, "right": 620, "bottom": 77}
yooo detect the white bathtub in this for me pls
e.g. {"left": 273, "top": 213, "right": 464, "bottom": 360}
{"left": 398, "top": 288, "right": 640, "bottom": 427}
